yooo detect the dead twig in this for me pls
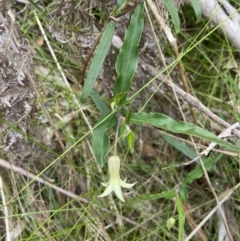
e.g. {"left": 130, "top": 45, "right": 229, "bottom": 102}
{"left": 146, "top": 0, "right": 196, "bottom": 123}
{"left": 183, "top": 201, "right": 208, "bottom": 241}
{"left": 0, "top": 157, "right": 136, "bottom": 240}
{"left": 184, "top": 185, "right": 240, "bottom": 241}
{"left": 0, "top": 176, "right": 10, "bottom": 241}
{"left": 26, "top": 69, "right": 66, "bottom": 151}
{"left": 140, "top": 59, "right": 240, "bottom": 140}
{"left": 142, "top": 60, "right": 235, "bottom": 241}
{"left": 199, "top": 0, "right": 240, "bottom": 50}
{"left": 34, "top": 12, "right": 93, "bottom": 133}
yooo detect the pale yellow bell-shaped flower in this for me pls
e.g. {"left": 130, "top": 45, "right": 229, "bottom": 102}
{"left": 98, "top": 155, "right": 136, "bottom": 202}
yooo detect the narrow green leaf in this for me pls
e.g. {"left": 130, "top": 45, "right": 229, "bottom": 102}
{"left": 183, "top": 154, "right": 223, "bottom": 185}
{"left": 130, "top": 190, "right": 176, "bottom": 203}
{"left": 81, "top": 21, "right": 115, "bottom": 103}
{"left": 114, "top": 2, "right": 144, "bottom": 98}
{"left": 189, "top": 0, "right": 201, "bottom": 21}
{"left": 120, "top": 124, "right": 127, "bottom": 137}
{"left": 176, "top": 194, "right": 185, "bottom": 241}
{"left": 90, "top": 88, "right": 110, "bottom": 116}
{"left": 92, "top": 114, "right": 117, "bottom": 166}
{"left": 113, "top": 92, "right": 128, "bottom": 104}
{"left": 131, "top": 112, "right": 240, "bottom": 152}
{"left": 125, "top": 108, "right": 132, "bottom": 124}
{"left": 161, "top": 133, "right": 207, "bottom": 161}
{"left": 179, "top": 184, "right": 188, "bottom": 203}
{"left": 127, "top": 130, "right": 135, "bottom": 153}
{"left": 163, "top": 0, "right": 180, "bottom": 32}
{"left": 118, "top": 99, "right": 133, "bottom": 107}
{"left": 94, "top": 131, "right": 109, "bottom": 167}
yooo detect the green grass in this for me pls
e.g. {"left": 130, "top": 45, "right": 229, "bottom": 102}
{"left": 1, "top": 0, "right": 240, "bottom": 240}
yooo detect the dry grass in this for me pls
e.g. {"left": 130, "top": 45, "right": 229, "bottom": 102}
{"left": 0, "top": 0, "right": 239, "bottom": 240}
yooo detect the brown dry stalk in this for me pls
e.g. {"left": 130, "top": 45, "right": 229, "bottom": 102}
{"left": 0, "top": 176, "right": 10, "bottom": 241}
{"left": 0, "top": 157, "right": 84, "bottom": 202}
{"left": 146, "top": 0, "right": 196, "bottom": 123}
{"left": 0, "top": 158, "right": 111, "bottom": 240}
{"left": 26, "top": 69, "right": 66, "bottom": 152}
{"left": 184, "top": 186, "right": 240, "bottom": 241}
{"left": 140, "top": 58, "right": 240, "bottom": 140}
{"left": 34, "top": 11, "right": 92, "bottom": 134}
{"left": 182, "top": 202, "right": 208, "bottom": 241}
{"left": 141, "top": 59, "right": 236, "bottom": 241}
{"left": 0, "top": 157, "right": 137, "bottom": 240}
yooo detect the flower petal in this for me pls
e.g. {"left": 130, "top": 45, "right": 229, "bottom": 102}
{"left": 98, "top": 184, "right": 113, "bottom": 198}
{"left": 112, "top": 179, "right": 125, "bottom": 202}
{"left": 98, "top": 155, "right": 136, "bottom": 202}
{"left": 120, "top": 180, "right": 137, "bottom": 189}
{"left": 101, "top": 181, "right": 109, "bottom": 187}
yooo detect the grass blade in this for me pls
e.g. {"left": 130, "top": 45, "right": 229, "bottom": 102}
{"left": 81, "top": 21, "right": 115, "bottom": 103}
{"left": 163, "top": 0, "right": 180, "bottom": 32}
{"left": 114, "top": 2, "right": 144, "bottom": 99}
{"left": 176, "top": 194, "right": 185, "bottom": 241}
{"left": 189, "top": 0, "right": 201, "bottom": 21}
{"left": 130, "top": 190, "right": 176, "bottom": 203}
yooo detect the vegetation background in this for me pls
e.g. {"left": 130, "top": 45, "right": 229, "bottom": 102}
{"left": 0, "top": 0, "right": 239, "bottom": 240}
